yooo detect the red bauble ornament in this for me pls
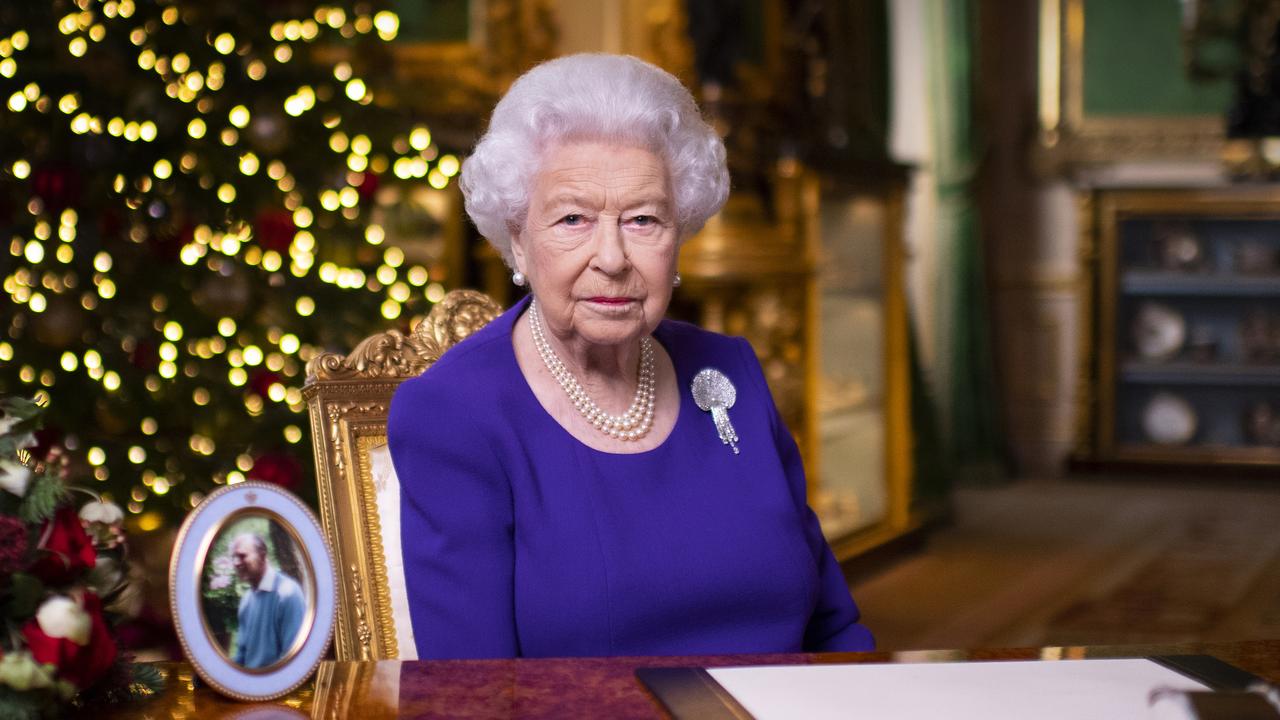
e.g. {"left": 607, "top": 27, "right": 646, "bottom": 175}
{"left": 31, "top": 164, "right": 83, "bottom": 212}
{"left": 253, "top": 210, "right": 295, "bottom": 252}
{"left": 151, "top": 220, "right": 194, "bottom": 263}
{"left": 247, "top": 450, "right": 303, "bottom": 492}
{"left": 130, "top": 339, "right": 158, "bottom": 371}
{"left": 356, "top": 172, "right": 380, "bottom": 202}
{"left": 248, "top": 369, "right": 282, "bottom": 399}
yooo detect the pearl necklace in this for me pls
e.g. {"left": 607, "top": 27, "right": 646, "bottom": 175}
{"left": 528, "top": 300, "right": 656, "bottom": 440}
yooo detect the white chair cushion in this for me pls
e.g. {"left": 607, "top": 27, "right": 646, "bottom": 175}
{"left": 368, "top": 442, "right": 418, "bottom": 660}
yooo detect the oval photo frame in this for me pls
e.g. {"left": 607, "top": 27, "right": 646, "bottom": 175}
{"left": 171, "top": 481, "right": 336, "bottom": 701}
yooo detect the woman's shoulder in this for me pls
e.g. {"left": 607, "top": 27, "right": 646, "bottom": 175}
{"left": 390, "top": 306, "right": 519, "bottom": 418}
{"left": 656, "top": 316, "right": 748, "bottom": 357}
{"left": 656, "top": 317, "right": 758, "bottom": 375}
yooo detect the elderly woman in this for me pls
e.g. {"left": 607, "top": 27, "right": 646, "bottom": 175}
{"left": 387, "top": 53, "right": 872, "bottom": 659}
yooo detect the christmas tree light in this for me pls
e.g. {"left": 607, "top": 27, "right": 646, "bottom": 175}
{"left": 1, "top": 1, "right": 455, "bottom": 524}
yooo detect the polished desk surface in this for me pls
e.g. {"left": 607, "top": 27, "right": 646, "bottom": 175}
{"left": 104, "top": 640, "right": 1280, "bottom": 719}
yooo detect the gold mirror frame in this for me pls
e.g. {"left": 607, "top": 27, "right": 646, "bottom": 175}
{"left": 315, "top": 1, "right": 556, "bottom": 120}
{"left": 1036, "top": 0, "right": 1225, "bottom": 172}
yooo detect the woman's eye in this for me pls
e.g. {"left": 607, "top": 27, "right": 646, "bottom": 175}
{"left": 631, "top": 215, "right": 653, "bottom": 225}
{"left": 560, "top": 214, "right": 584, "bottom": 226}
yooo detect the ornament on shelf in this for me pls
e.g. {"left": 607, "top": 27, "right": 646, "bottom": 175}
{"left": 1245, "top": 401, "right": 1280, "bottom": 446}
{"left": 1155, "top": 223, "right": 1205, "bottom": 272}
{"left": 1142, "top": 392, "right": 1198, "bottom": 445}
{"left": 1132, "top": 302, "right": 1186, "bottom": 361}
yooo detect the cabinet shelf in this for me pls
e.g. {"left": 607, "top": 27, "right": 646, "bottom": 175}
{"left": 1113, "top": 443, "right": 1280, "bottom": 465}
{"left": 1079, "top": 186, "right": 1280, "bottom": 471}
{"left": 1119, "top": 361, "right": 1280, "bottom": 386}
{"left": 1121, "top": 271, "right": 1280, "bottom": 297}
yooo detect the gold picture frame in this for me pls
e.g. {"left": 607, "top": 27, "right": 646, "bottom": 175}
{"left": 1036, "top": 0, "right": 1227, "bottom": 171}
{"left": 316, "top": 1, "right": 556, "bottom": 120}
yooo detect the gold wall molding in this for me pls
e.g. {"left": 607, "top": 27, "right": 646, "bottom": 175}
{"left": 1035, "top": 0, "right": 1225, "bottom": 174}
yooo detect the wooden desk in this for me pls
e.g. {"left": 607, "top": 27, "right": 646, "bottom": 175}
{"left": 103, "top": 640, "right": 1280, "bottom": 719}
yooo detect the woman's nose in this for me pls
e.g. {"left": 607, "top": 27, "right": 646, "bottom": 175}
{"left": 590, "top": 222, "right": 628, "bottom": 275}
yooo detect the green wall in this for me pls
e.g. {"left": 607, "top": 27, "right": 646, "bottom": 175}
{"left": 1082, "top": 0, "right": 1232, "bottom": 116}
{"left": 392, "top": 0, "right": 470, "bottom": 43}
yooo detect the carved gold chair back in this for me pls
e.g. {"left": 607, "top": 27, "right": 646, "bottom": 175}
{"left": 303, "top": 289, "right": 503, "bottom": 660}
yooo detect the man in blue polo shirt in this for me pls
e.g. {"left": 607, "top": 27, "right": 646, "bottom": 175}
{"left": 230, "top": 532, "right": 306, "bottom": 669}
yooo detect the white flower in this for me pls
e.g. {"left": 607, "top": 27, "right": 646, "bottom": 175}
{"left": 0, "top": 651, "right": 56, "bottom": 691}
{"left": 35, "top": 595, "right": 92, "bottom": 646}
{"left": 79, "top": 499, "right": 124, "bottom": 525}
{"left": 0, "top": 459, "right": 32, "bottom": 497}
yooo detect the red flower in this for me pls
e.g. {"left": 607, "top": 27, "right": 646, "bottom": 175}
{"left": 22, "top": 592, "right": 118, "bottom": 689}
{"left": 30, "top": 506, "right": 97, "bottom": 586}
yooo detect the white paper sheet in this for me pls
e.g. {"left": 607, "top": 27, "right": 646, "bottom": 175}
{"left": 707, "top": 658, "right": 1209, "bottom": 720}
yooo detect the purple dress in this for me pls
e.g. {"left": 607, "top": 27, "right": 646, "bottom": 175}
{"left": 387, "top": 296, "right": 873, "bottom": 659}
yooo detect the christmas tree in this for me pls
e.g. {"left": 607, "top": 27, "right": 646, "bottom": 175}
{"left": 0, "top": 1, "right": 459, "bottom": 523}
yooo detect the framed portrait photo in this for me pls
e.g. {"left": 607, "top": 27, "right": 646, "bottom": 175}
{"left": 170, "top": 481, "right": 336, "bottom": 701}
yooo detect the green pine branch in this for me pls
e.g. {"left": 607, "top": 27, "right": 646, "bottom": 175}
{"left": 17, "top": 475, "right": 66, "bottom": 525}
{"left": 0, "top": 686, "right": 55, "bottom": 720}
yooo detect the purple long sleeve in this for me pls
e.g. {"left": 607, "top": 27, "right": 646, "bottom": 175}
{"left": 733, "top": 339, "right": 875, "bottom": 652}
{"left": 387, "top": 297, "right": 873, "bottom": 659}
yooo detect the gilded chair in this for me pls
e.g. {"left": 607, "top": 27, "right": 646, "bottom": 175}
{"left": 303, "top": 289, "right": 503, "bottom": 660}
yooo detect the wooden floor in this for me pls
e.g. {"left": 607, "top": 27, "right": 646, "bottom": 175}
{"left": 850, "top": 477, "right": 1280, "bottom": 651}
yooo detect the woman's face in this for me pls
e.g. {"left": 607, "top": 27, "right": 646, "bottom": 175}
{"left": 512, "top": 141, "right": 679, "bottom": 350}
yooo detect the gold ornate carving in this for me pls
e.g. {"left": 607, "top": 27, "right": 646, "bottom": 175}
{"left": 355, "top": 434, "right": 397, "bottom": 660}
{"left": 349, "top": 562, "right": 372, "bottom": 660}
{"left": 412, "top": 288, "right": 504, "bottom": 363}
{"left": 306, "top": 289, "right": 502, "bottom": 382}
{"left": 307, "top": 331, "right": 430, "bottom": 382}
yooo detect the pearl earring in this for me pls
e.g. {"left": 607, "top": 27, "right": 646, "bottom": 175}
{"left": 673, "top": 271, "right": 682, "bottom": 288}
{"left": 512, "top": 271, "right": 526, "bottom": 287}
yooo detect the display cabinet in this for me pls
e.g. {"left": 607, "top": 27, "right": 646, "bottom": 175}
{"left": 1078, "top": 187, "right": 1280, "bottom": 468}
{"left": 669, "top": 163, "right": 917, "bottom": 561}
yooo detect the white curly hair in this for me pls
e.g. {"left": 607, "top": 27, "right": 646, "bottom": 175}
{"left": 459, "top": 53, "right": 730, "bottom": 266}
